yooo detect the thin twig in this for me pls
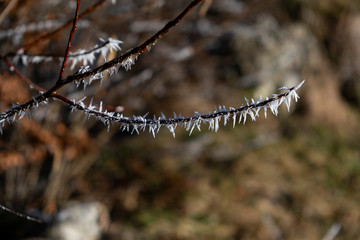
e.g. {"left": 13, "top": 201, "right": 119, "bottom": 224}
{"left": 57, "top": 0, "right": 81, "bottom": 84}
{"left": 0, "top": 204, "right": 43, "bottom": 223}
{"left": 4, "top": 58, "right": 44, "bottom": 92}
{"left": 5, "top": 56, "right": 105, "bottom": 112}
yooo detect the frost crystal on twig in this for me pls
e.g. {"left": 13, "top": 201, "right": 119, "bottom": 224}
{"left": 64, "top": 80, "right": 305, "bottom": 138}
{"left": 11, "top": 38, "right": 123, "bottom": 69}
{"left": 68, "top": 38, "right": 123, "bottom": 70}
{"left": 121, "top": 54, "right": 139, "bottom": 71}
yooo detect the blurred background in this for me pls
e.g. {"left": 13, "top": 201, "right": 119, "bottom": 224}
{"left": 1, "top": 0, "right": 360, "bottom": 239}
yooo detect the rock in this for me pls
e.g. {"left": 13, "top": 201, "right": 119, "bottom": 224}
{"left": 48, "top": 202, "right": 109, "bottom": 240}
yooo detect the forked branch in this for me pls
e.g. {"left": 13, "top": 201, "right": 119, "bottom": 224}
{"left": 0, "top": 0, "right": 205, "bottom": 128}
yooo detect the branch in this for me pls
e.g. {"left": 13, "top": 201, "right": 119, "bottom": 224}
{"left": 0, "top": 204, "right": 43, "bottom": 223}
{"left": 4, "top": 58, "right": 83, "bottom": 111}
{"left": 58, "top": 81, "right": 305, "bottom": 137}
{"left": 57, "top": 0, "right": 81, "bottom": 84}
{"left": 4, "top": 58, "right": 44, "bottom": 92}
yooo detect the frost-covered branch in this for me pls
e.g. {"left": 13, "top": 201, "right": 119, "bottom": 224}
{"left": 0, "top": 80, "right": 304, "bottom": 136}
{"left": 10, "top": 38, "right": 123, "bottom": 70}
{"left": 56, "top": 80, "right": 305, "bottom": 137}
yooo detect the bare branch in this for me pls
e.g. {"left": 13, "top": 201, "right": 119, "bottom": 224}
{"left": 57, "top": 0, "right": 81, "bottom": 84}
{"left": 0, "top": 204, "right": 43, "bottom": 223}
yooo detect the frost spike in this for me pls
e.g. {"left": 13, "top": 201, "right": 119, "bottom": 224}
{"left": 294, "top": 80, "right": 305, "bottom": 91}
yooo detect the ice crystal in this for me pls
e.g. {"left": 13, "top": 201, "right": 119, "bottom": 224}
{"left": 69, "top": 38, "right": 122, "bottom": 70}
{"left": 121, "top": 54, "right": 139, "bottom": 71}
